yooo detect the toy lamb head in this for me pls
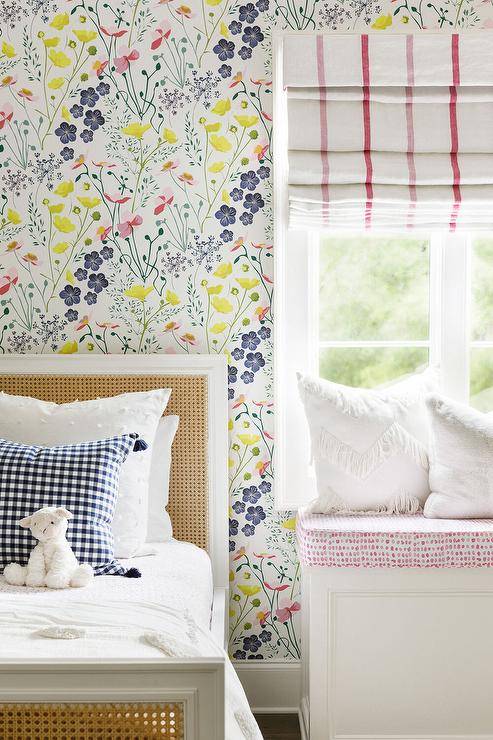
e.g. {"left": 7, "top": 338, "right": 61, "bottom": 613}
{"left": 4, "top": 506, "right": 94, "bottom": 589}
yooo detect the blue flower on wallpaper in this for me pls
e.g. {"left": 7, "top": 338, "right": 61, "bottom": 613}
{"left": 70, "top": 104, "right": 84, "bottom": 118}
{"left": 60, "top": 147, "right": 74, "bottom": 160}
{"left": 55, "top": 122, "right": 77, "bottom": 144}
{"left": 84, "top": 251, "right": 103, "bottom": 271}
{"left": 242, "top": 485, "right": 261, "bottom": 504}
{"left": 258, "top": 325, "right": 271, "bottom": 339}
{"left": 83, "top": 109, "right": 105, "bottom": 131}
{"left": 241, "top": 331, "right": 260, "bottom": 350}
{"left": 100, "top": 246, "right": 113, "bottom": 260}
{"left": 232, "top": 501, "right": 246, "bottom": 514}
{"left": 84, "top": 291, "right": 98, "bottom": 305}
{"left": 238, "top": 46, "right": 252, "bottom": 60}
{"left": 230, "top": 187, "right": 244, "bottom": 202}
{"left": 229, "top": 518, "right": 239, "bottom": 537}
{"left": 242, "top": 26, "right": 264, "bottom": 47}
{"left": 243, "top": 193, "right": 264, "bottom": 213}
{"left": 59, "top": 285, "right": 81, "bottom": 307}
{"left": 80, "top": 129, "right": 94, "bottom": 143}
{"left": 65, "top": 309, "right": 78, "bottom": 322}
{"left": 256, "top": 0, "right": 269, "bottom": 10}
{"left": 242, "top": 523, "right": 255, "bottom": 536}
{"left": 96, "top": 82, "right": 110, "bottom": 96}
{"left": 213, "top": 38, "right": 235, "bottom": 61}
{"left": 258, "top": 480, "right": 271, "bottom": 494}
{"left": 233, "top": 650, "right": 246, "bottom": 660}
{"left": 243, "top": 634, "right": 262, "bottom": 652}
{"left": 257, "top": 165, "right": 270, "bottom": 179}
{"left": 215, "top": 204, "right": 236, "bottom": 226}
{"left": 80, "top": 87, "right": 99, "bottom": 107}
{"left": 245, "top": 351, "right": 265, "bottom": 372}
{"left": 74, "top": 268, "right": 88, "bottom": 282}
{"left": 229, "top": 20, "right": 243, "bottom": 34}
{"left": 228, "top": 388, "right": 234, "bottom": 400}
{"left": 245, "top": 505, "right": 266, "bottom": 526}
{"left": 220, "top": 229, "right": 233, "bottom": 242}
{"left": 87, "top": 273, "right": 108, "bottom": 293}
{"left": 232, "top": 347, "right": 244, "bottom": 360}
{"left": 259, "top": 630, "right": 272, "bottom": 643}
{"left": 240, "top": 212, "right": 253, "bottom": 225}
{"left": 239, "top": 3, "right": 259, "bottom": 21}
{"left": 218, "top": 64, "right": 232, "bottom": 78}
{"left": 228, "top": 365, "right": 238, "bottom": 384}
{"left": 240, "top": 370, "right": 254, "bottom": 383}
{"left": 240, "top": 171, "right": 259, "bottom": 191}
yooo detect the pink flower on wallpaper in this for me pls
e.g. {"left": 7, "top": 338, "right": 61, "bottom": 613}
{"left": 97, "top": 224, "right": 112, "bottom": 241}
{"left": 118, "top": 212, "right": 143, "bottom": 238}
{"left": 151, "top": 21, "right": 172, "bottom": 50}
{"left": 114, "top": 47, "right": 140, "bottom": 74}
{"left": 264, "top": 582, "right": 289, "bottom": 592}
{"left": 104, "top": 192, "right": 131, "bottom": 204}
{"left": 0, "top": 104, "right": 13, "bottom": 129}
{"left": 1, "top": 76, "right": 16, "bottom": 87}
{"left": 275, "top": 600, "right": 301, "bottom": 624}
{"left": 154, "top": 188, "right": 174, "bottom": 215}
{"left": 0, "top": 268, "right": 18, "bottom": 296}
{"left": 101, "top": 25, "right": 128, "bottom": 38}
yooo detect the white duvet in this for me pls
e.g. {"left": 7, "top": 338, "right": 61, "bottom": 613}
{"left": 0, "top": 597, "right": 262, "bottom": 740}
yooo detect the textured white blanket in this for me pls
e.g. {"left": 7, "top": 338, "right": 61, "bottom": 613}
{"left": 0, "top": 598, "right": 262, "bottom": 740}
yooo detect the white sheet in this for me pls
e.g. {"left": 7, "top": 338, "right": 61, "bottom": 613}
{"left": 0, "top": 540, "right": 214, "bottom": 629}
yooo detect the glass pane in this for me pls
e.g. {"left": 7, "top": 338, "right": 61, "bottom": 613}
{"left": 319, "top": 347, "right": 429, "bottom": 389}
{"left": 471, "top": 237, "right": 493, "bottom": 342}
{"left": 470, "top": 348, "right": 493, "bottom": 411}
{"left": 319, "top": 235, "right": 430, "bottom": 341}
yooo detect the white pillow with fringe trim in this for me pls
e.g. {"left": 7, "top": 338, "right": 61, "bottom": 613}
{"left": 424, "top": 394, "right": 493, "bottom": 519}
{"left": 297, "top": 367, "right": 440, "bottom": 515}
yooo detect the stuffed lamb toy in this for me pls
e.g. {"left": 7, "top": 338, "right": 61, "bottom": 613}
{"left": 4, "top": 506, "right": 93, "bottom": 589}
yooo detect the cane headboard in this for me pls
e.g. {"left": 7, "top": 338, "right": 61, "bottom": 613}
{"left": 0, "top": 355, "right": 228, "bottom": 587}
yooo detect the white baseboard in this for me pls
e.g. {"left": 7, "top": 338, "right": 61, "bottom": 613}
{"left": 233, "top": 661, "right": 301, "bottom": 713}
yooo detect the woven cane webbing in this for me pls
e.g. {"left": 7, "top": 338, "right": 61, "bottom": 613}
{"left": 0, "top": 702, "right": 184, "bottom": 739}
{"left": 0, "top": 374, "right": 208, "bottom": 551}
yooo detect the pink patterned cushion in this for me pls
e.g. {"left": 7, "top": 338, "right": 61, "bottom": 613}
{"left": 296, "top": 510, "right": 493, "bottom": 568}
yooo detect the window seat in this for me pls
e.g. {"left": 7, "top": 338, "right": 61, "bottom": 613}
{"left": 296, "top": 509, "right": 493, "bottom": 569}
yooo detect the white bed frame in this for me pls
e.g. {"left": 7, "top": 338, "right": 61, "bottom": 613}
{"left": 0, "top": 354, "right": 229, "bottom": 740}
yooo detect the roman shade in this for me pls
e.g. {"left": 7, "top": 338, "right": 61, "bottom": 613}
{"left": 283, "top": 32, "right": 493, "bottom": 231}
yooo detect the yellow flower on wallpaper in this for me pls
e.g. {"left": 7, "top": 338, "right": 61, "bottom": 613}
{"left": 61, "top": 106, "right": 71, "bottom": 122}
{"left": 221, "top": 190, "right": 230, "bottom": 204}
{"left": 65, "top": 270, "right": 75, "bottom": 285}
{"left": 211, "top": 296, "right": 233, "bottom": 313}
{"left": 165, "top": 289, "right": 180, "bottom": 305}
{"left": 372, "top": 13, "right": 392, "bottom": 28}
{"left": 49, "top": 50, "right": 71, "bottom": 67}
{"left": 1, "top": 42, "right": 16, "bottom": 58}
{"left": 163, "top": 127, "right": 177, "bottom": 143}
{"left": 77, "top": 196, "right": 101, "bottom": 209}
{"left": 58, "top": 341, "right": 78, "bottom": 354}
{"left": 210, "top": 134, "right": 232, "bottom": 152}
{"left": 214, "top": 262, "right": 232, "bottom": 278}
{"left": 48, "top": 203, "right": 64, "bottom": 214}
{"left": 7, "top": 209, "right": 21, "bottom": 224}
{"left": 73, "top": 29, "right": 98, "bottom": 43}
{"left": 50, "top": 13, "right": 69, "bottom": 29}
{"left": 282, "top": 518, "right": 296, "bottom": 531}
{"left": 44, "top": 37, "right": 60, "bottom": 48}
{"left": 204, "top": 122, "right": 221, "bottom": 133}
{"left": 236, "top": 278, "right": 259, "bottom": 290}
{"left": 47, "top": 77, "right": 65, "bottom": 90}
{"left": 54, "top": 180, "right": 74, "bottom": 197}
{"left": 51, "top": 242, "right": 70, "bottom": 254}
{"left": 237, "top": 433, "right": 260, "bottom": 446}
{"left": 212, "top": 98, "right": 231, "bottom": 116}
{"left": 122, "top": 122, "right": 151, "bottom": 139}
{"left": 234, "top": 115, "right": 259, "bottom": 128}
{"left": 206, "top": 0, "right": 223, "bottom": 5}
{"left": 238, "top": 585, "right": 261, "bottom": 597}
{"left": 53, "top": 215, "right": 75, "bottom": 232}
{"left": 207, "top": 284, "right": 223, "bottom": 295}
{"left": 208, "top": 161, "right": 225, "bottom": 173}
{"left": 220, "top": 22, "right": 229, "bottom": 36}
{"left": 210, "top": 322, "right": 227, "bottom": 334}
{"left": 124, "top": 285, "right": 153, "bottom": 301}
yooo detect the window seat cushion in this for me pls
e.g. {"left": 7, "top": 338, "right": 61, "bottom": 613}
{"left": 296, "top": 509, "right": 493, "bottom": 568}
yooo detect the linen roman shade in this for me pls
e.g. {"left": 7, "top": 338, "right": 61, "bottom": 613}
{"left": 283, "top": 32, "right": 493, "bottom": 231}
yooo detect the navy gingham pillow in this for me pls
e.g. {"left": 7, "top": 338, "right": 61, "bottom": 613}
{"left": 0, "top": 434, "right": 142, "bottom": 577}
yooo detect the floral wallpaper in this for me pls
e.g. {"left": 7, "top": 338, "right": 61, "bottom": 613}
{"left": 0, "top": 0, "right": 490, "bottom": 662}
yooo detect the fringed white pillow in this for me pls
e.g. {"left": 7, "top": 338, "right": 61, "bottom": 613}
{"left": 424, "top": 395, "right": 493, "bottom": 519}
{"left": 298, "top": 367, "right": 440, "bottom": 515}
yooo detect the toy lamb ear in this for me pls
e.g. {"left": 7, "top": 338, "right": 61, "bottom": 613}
{"left": 55, "top": 507, "right": 73, "bottom": 520}
{"left": 18, "top": 515, "right": 32, "bottom": 529}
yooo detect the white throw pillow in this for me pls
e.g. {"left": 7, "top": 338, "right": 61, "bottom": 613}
{"left": 147, "top": 415, "right": 179, "bottom": 542}
{"left": 0, "top": 389, "right": 170, "bottom": 557}
{"left": 424, "top": 394, "right": 493, "bottom": 518}
{"left": 298, "top": 367, "right": 440, "bottom": 514}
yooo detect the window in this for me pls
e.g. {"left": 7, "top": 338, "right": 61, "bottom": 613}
{"left": 275, "top": 231, "right": 493, "bottom": 509}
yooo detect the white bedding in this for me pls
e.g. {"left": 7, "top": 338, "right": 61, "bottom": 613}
{"left": 0, "top": 540, "right": 214, "bottom": 629}
{"left": 0, "top": 541, "right": 262, "bottom": 739}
